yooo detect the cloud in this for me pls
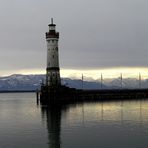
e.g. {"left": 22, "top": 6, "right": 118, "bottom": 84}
{"left": 0, "top": 0, "right": 148, "bottom": 75}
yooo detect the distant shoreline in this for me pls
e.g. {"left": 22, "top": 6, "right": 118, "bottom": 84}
{"left": 0, "top": 90, "right": 35, "bottom": 93}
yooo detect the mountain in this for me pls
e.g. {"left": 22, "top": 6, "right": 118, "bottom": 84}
{"left": 61, "top": 78, "right": 106, "bottom": 90}
{"left": 104, "top": 78, "right": 147, "bottom": 89}
{"left": 0, "top": 74, "right": 147, "bottom": 91}
{"left": 0, "top": 74, "right": 44, "bottom": 91}
{"left": 0, "top": 74, "right": 106, "bottom": 91}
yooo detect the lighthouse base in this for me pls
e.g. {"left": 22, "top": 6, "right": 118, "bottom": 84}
{"left": 40, "top": 85, "right": 79, "bottom": 104}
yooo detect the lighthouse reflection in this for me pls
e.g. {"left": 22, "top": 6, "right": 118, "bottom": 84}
{"left": 40, "top": 102, "right": 71, "bottom": 148}
{"left": 41, "top": 105, "right": 62, "bottom": 148}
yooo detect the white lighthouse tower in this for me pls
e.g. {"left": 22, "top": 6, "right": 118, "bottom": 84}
{"left": 46, "top": 18, "right": 61, "bottom": 87}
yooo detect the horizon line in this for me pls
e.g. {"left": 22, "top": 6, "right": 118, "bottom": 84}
{"left": 1, "top": 67, "right": 148, "bottom": 79}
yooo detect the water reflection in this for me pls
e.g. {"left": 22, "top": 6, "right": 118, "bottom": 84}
{"left": 41, "top": 105, "right": 62, "bottom": 148}
{"left": 39, "top": 103, "right": 79, "bottom": 148}
{"left": 39, "top": 100, "right": 148, "bottom": 148}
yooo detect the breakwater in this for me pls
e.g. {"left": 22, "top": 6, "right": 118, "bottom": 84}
{"left": 39, "top": 85, "right": 148, "bottom": 104}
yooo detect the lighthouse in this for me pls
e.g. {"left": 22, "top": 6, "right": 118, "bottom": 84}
{"left": 46, "top": 18, "right": 61, "bottom": 87}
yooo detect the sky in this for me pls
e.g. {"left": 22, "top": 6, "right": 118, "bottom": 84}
{"left": 0, "top": 0, "right": 148, "bottom": 79}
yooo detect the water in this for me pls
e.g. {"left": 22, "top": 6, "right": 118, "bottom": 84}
{"left": 0, "top": 93, "right": 148, "bottom": 148}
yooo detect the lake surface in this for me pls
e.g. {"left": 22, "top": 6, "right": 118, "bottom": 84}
{"left": 0, "top": 93, "right": 148, "bottom": 148}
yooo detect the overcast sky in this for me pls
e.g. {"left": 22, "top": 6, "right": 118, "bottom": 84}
{"left": 0, "top": 0, "right": 148, "bottom": 76}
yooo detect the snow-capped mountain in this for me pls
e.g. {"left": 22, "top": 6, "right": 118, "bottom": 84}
{"left": 102, "top": 78, "right": 148, "bottom": 89}
{"left": 0, "top": 74, "right": 105, "bottom": 91}
{"left": 0, "top": 74, "right": 45, "bottom": 91}
{"left": 0, "top": 74, "right": 147, "bottom": 91}
{"left": 61, "top": 78, "right": 106, "bottom": 90}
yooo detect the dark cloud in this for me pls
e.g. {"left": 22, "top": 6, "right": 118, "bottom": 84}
{"left": 0, "top": 0, "right": 148, "bottom": 73}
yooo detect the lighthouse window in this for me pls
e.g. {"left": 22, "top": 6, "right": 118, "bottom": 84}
{"left": 53, "top": 55, "right": 54, "bottom": 58}
{"left": 56, "top": 47, "right": 58, "bottom": 51}
{"left": 52, "top": 40, "right": 54, "bottom": 43}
